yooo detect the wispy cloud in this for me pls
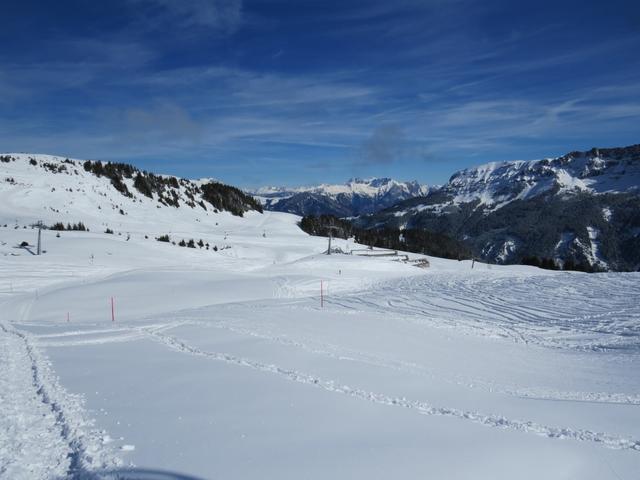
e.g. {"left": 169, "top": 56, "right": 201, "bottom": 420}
{"left": 129, "top": 0, "right": 243, "bottom": 33}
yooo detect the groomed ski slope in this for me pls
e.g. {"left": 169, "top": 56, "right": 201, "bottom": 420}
{"left": 1, "top": 210, "right": 640, "bottom": 480}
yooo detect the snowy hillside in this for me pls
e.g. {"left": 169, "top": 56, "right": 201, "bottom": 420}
{"left": 251, "top": 177, "right": 430, "bottom": 217}
{"left": 0, "top": 153, "right": 262, "bottom": 235}
{"left": 358, "top": 145, "right": 640, "bottom": 271}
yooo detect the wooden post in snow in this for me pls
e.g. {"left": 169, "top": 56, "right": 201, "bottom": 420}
{"left": 37, "top": 221, "right": 42, "bottom": 255}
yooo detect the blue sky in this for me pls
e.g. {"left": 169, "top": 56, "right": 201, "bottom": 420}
{"left": 1, "top": 0, "right": 639, "bottom": 188}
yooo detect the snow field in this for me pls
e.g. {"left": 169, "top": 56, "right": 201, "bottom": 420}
{"left": 1, "top": 205, "right": 639, "bottom": 479}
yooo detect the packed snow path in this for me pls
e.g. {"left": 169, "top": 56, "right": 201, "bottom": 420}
{"left": 0, "top": 323, "right": 119, "bottom": 479}
{"left": 0, "top": 323, "right": 73, "bottom": 479}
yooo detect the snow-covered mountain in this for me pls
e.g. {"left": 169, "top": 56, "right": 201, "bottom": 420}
{"left": 0, "top": 153, "right": 263, "bottom": 235}
{"left": 251, "top": 177, "right": 430, "bottom": 217}
{"left": 357, "top": 145, "right": 640, "bottom": 271}
{"left": 444, "top": 145, "right": 640, "bottom": 207}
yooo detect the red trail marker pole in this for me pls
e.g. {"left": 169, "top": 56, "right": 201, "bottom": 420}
{"left": 111, "top": 297, "right": 115, "bottom": 322}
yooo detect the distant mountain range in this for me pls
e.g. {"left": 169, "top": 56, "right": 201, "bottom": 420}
{"left": 251, "top": 177, "right": 430, "bottom": 217}
{"left": 356, "top": 145, "right": 640, "bottom": 271}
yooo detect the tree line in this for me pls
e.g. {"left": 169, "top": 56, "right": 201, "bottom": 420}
{"left": 299, "top": 215, "right": 472, "bottom": 260}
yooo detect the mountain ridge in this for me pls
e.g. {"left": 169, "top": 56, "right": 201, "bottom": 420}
{"left": 0, "top": 153, "right": 263, "bottom": 235}
{"left": 356, "top": 144, "right": 640, "bottom": 271}
{"left": 251, "top": 177, "right": 430, "bottom": 217}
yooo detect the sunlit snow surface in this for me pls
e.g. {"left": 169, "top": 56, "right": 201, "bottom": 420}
{"left": 1, "top": 209, "right": 640, "bottom": 479}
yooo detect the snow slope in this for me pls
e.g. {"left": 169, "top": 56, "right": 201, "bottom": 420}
{"left": 1, "top": 154, "right": 640, "bottom": 479}
{"left": 0, "top": 153, "right": 260, "bottom": 237}
{"left": 2, "top": 222, "right": 639, "bottom": 479}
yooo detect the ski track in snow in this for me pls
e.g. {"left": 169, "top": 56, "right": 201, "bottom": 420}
{"left": 325, "top": 272, "right": 640, "bottom": 351}
{"left": 0, "top": 323, "right": 121, "bottom": 479}
{"left": 185, "top": 319, "right": 640, "bottom": 406}
{"left": 33, "top": 317, "right": 640, "bottom": 407}
{"left": 142, "top": 328, "right": 640, "bottom": 453}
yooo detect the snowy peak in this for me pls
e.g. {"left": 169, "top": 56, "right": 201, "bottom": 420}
{"left": 251, "top": 177, "right": 429, "bottom": 217}
{"left": 445, "top": 144, "right": 640, "bottom": 208}
{"left": 251, "top": 185, "right": 295, "bottom": 196}
{"left": 255, "top": 177, "right": 427, "bottom": 198}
